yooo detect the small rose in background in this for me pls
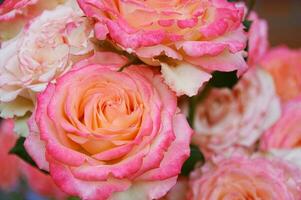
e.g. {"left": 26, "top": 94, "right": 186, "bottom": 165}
{"left": 21, "top": 162, "right": 67, "bottom": 200}
{"left": 0, "top": 119, "right": 20, "bottom": 191}
{"left": 25, "top": 52, "right": 192, "bottom": 200}
{"left": 78, "top": 0, "right": 248, "bottom": 96}
{"left": 260, "top": 46, "right": 301, "bottom": 102}
{"left": 189, "top": 156, "right": 301, "bottom": 200}
{"left": 261, "top": 95, "right": 301, "bottom": 168}
{"left": 192, "top": 68, "right": 280, "bottom": 159}
{"left": 0, "top": 0, "right": 66, "bottom": 41}
{"left": 248, "top": 12, "right": 268, "bottom": 66}
{"left": 0, "top": 3, "right": 93, "bottom": 135}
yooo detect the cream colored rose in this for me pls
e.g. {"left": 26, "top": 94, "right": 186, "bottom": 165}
{"left": 192, "top": 68, "right": 280, "bottom": 158}
{"left": 0, "top": 4, "right": 93, "bottom": 135}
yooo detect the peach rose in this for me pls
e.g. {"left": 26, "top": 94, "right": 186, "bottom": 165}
{"left": 0, "top": 119, "right": 20, "bottom": 190}
{"left": 77, "top": 0, "right": 247, "bottom": 96}
{"left": 192, "top": 68, "right": 280, "bottom": 158}
{"left": 0, "top": 0, "right": 65, "bottom": 41}
{"left": 261, "top": 96, "right": 301, "bottom": 168}
{"left": 0, "top": 4, "right": 93, "bottom": 134}
{"left": 189, "top": 156, "right": 301, "bottom": 200}
{"left": 21, "top": 162, "right": 67, "bottom": 200}
{"left": 260, "top": 46, "right": 301, "bottom": 102}
{"left": 25, "top": 52, "right": 192, "bottom": 200}
{"left": 248, "top": 12, "right": 268, "bottom": 66}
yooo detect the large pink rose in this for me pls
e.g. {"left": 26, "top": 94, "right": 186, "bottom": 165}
{"left": 260, "top": 46, "right": 301, "bottom": 102}
{"left": 25, "top": 52, "right": 192, "bottom": 200}
{"left": 0, "top": 0, "right": 65, "bottom": 40}
{"left": 77, "top": 0, "right": 247, "bottom": 96}
{"left": 21, "top": 162, "right": 67, "bottom": 200}
{"left": 0, "top": 119, "right": 20, "bottom": 190}
{"left": 189, "top": 156, "right": 301, "bottom": 200}
{"left": 0, "top": 4, "right": 93, "bottom": 135}
{"left": 192, "top": 68, "right": 280, "bottom": 158}
{"left": 261, "top": 96, "right": 301, "bottom": 168}
{"left": 248, "top": 12, "right": 268, "bottom": 66}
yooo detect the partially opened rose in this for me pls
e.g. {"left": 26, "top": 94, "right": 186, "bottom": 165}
{"left": 78, "top": 0, "right": 247, "bottom": 96}
{"left": 25, "top": 52, "right": 192, "bottom": 200}
{"left": 192, "top": 68, "right": 280, "bottom": 158}
{"left": 0, "top": 4, "right": 93, "bottom": 134}
{"left": 0, "top": 0, "right": 65, "bottom": 40}
{"left": 261, "top": 96, "right": 301, "bottom": 168}
{"left": 189, "top": 156, "right": 301, "bottom": 200}
{"left": 0, "top": 119, "right": 20, "bottom": 190}
{"left": 260, "top": 46, "right": 301, "bottom": 102}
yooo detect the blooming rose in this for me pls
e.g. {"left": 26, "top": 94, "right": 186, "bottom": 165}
{"left": 261, "top": 96, "right": 301, "bottom": 168}
{"left": 248, "top": 12, "right": 268, "bottom": 66}
{"left": 0, "top": 119, "right": 20, "bottom": 190}
{"left": 25, "top": 52, "right": 192, "bottom": 200}
{"left": 189, "top": 156, "right": 301, "bottom": 200}
{"left": 192, "top": 68, "right": 280, "bottom": 158}
{"left": 0, "top": 4, "right": 93, "bottom": 135}
{"left": 0, "top": 0, "right": 65, "bottom": 40}
{"left": 21, "top": 162, "right": 67, "bottom": 200}
{"left": 78, "top": 0, "right": 247, "bottom": 96}
{"left": 260, "top": 46, "right": 301, "bottom": 102}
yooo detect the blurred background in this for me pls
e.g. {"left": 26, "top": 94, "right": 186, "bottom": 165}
{"left": 255, "top": 0, "right": 301, "bottom": 48}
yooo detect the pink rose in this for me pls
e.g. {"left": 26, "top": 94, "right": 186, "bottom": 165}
{"left": 189, "top": 156, "right": 301, "bottom": 200}
{"left": 77, "top": 0, "right": 247, "bottom": 96}
{"left": 0, "top": 0, "right": 38, "bottom": 20}
{"left": 21, "top": 162, "right": 67, "bottom": 200}
{"left": 0, "top": 0, "right": 65, "bottom": 40}
{"left": 248, "top": 12, "right": 268, "bottom": 66}
{"left": 25, "top": 52, "right": 192, "bottom": 200}
{"left": 0, "top": 4, "right": 93, "bottom": 132}
{"left": 261, "top": 96, "right": 301, "bottom": 167}
{"left": 260, "top": 46, "right": 301, "bottom": 102}
{"left": 0, "top": 119, "right": 20, "bottom": 190}
{"left": 192, "top": 68, "right": 280, "bottom": 158}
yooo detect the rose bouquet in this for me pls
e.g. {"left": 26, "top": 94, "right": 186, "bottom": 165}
{"left": 0, "top": 0, "right": 301, "bottom": 200}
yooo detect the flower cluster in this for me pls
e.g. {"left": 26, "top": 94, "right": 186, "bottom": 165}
{"left": 1, "top": 0, "right": 301, "bottom": 200}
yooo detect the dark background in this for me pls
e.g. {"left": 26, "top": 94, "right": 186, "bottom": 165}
{"left": 254, "top": 0, "right": 301, "bottom": 48}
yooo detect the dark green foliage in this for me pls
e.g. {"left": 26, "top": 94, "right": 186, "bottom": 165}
{"left": 243, "top": 19, "right": 253, "bottom": 32}
{"left": 209, "top": 71, "right": 239, "bottom": 89}
{"left": 68, "top": 197, "right": 81, "bottom": 200}
{"left": 181, "top": 145, "right": 205, "bottom": 176}
{"left": 9, "top": 137, "right": 49, "bottom": 175}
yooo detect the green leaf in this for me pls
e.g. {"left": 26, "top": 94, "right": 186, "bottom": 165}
{"left": 181, "top": 145, "right": 205, "bottom": 176}
{"left": 243, "top": 19, "right": 253, "bottom": 32}
{"left": 9, "top": 137, "right": 49, "bottom": 175}
{"left": 209, "top": 71, "right": 239, "bottom": 89}
{"left": 68, "top": 197, "right": 81, "bottom": 200}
